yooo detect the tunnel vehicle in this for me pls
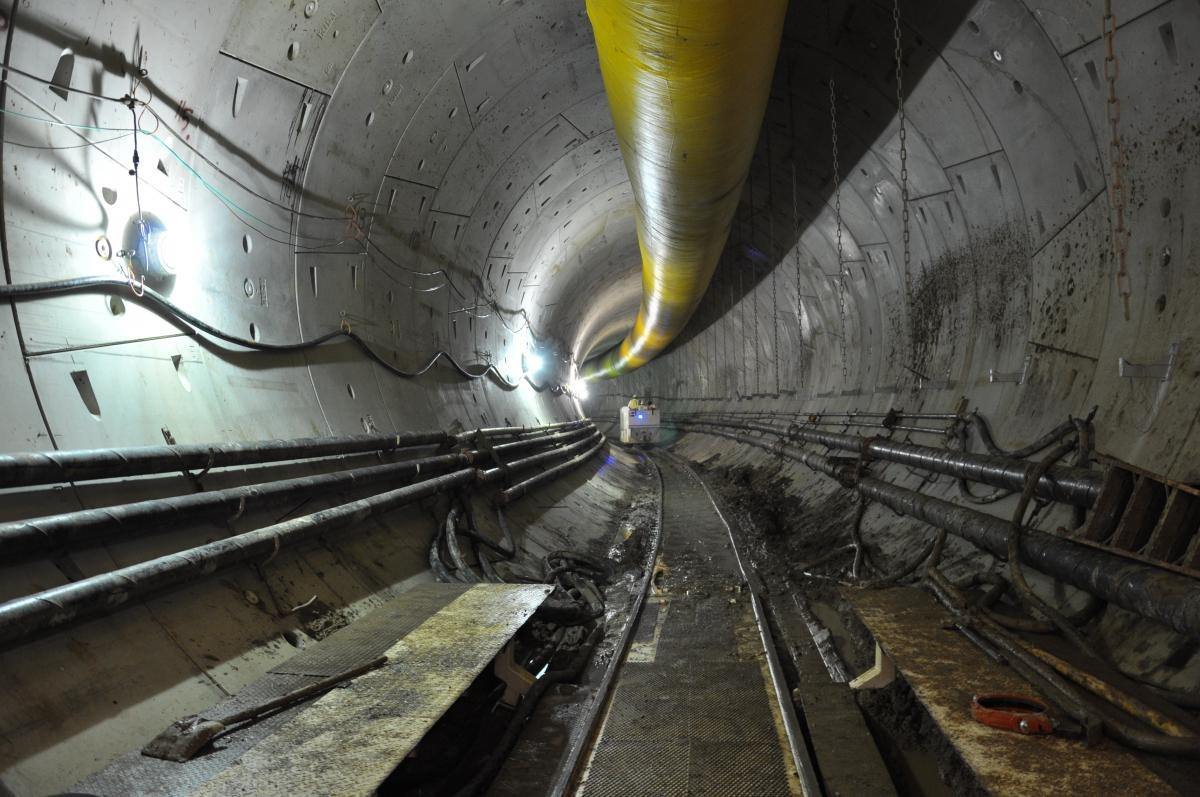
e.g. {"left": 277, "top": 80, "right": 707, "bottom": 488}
{"left": 1, "top": 0, "right": 1199, "bottom": 795}
{"left": 618, "top": 397, "right": 660, "bottom": 444}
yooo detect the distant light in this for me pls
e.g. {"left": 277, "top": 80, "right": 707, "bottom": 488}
{"left": 568, "top": 378, "right": 590, "bottom": 400}
{"left": 525, "top": 352, "right": 545, "bottom": 375}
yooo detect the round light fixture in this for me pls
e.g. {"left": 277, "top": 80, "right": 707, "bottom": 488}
{"left": 568, "top": 378, "right": 590, "bottom": 400}
{"left": 524, "top": 352, "right": 546, "bottom": 375}
{"left": 121, "top": 212, "right": 189, "bottom": 287}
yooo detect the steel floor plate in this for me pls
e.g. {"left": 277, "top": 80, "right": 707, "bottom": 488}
{"left": 575, "top": 454, "right": 801, "bottom": 796}
{"left": 72, "top": 582, "right": 549, "bottom": 797}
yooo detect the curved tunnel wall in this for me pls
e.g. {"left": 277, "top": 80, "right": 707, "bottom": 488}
{"left": 0, "top": 0, "right": 1197, "bottom": 793}
{"left": 0, "top": 0, "right": 637, "bottom": 791}
{"left": 597, "top": 0, "right": 1200, "bottom": 484}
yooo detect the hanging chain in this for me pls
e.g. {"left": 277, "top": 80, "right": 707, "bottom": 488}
{"left": 771, "top": 215, "right": 780, "bottom": 395}
{"left": 893, "top": 0, "right": 913, "bottom": 370}
{"left": 793, "top": 162, "right": 805, "bottom": 392}
{"left": 1104, "top": 0, "right": 1132, "bottom": 321}
{"left": 831, "top": 79, "right": 849, "bottom": 384}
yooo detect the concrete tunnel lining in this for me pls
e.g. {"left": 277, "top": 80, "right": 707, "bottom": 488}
{"left": 0, "top": 0, "right": 1198, "bottom": 793}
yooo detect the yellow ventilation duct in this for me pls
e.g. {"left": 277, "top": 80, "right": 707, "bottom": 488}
{"left": 580, "top": 0, "right": 788, "bottom": 380}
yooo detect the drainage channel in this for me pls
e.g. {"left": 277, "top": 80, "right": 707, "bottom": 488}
{"left": 569, "top": 449, "right": 819, "bottom": 796}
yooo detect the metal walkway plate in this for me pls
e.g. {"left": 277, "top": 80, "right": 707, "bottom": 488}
{"left": 574, "top": 454, "right": 803, "bottom": 796}
{"left": 188, "top": 583, "right": 550, "bottom": 797}
{"left": 76, "top": 582, "right": 472, "bottom": 796}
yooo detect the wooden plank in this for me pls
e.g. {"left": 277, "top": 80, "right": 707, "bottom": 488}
{"left": 1110, "top": 476, "right": 1167, "bottom": 552}
{"left": 1144, "top": 489, "right": 1200, "bottom": 563}
{"left": 844, "top": 587, "right": 1173, "bottom": 796}
{"left": 192, "top": 583, "right": 551, "bottom": 797}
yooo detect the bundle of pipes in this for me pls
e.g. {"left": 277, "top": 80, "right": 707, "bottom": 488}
{"left": 0, "top": 420, "right": 606, "bottom": 648}
{"left": 668, "top": 418, "right": 1200, "bottom": 639}
{"left": 669, "top": 415, "right": 1101, "bottom": 506}
{"left": 684, "top": 410, "right": 951, "bottom": 436}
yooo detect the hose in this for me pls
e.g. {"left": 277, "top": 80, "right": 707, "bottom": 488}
{"left": 962, "top": 412, "right": 1078, "bottom": 460}
{"left": 0, "top": 276, "right": 546, "bottom": 391}
{"left": 928, "top": 568, "right": 1200, "bottom": 757}
{"left": 1005, "top": 438, "right": 1101, "bottom": 659}
{"left": 450, "top": 624, "right": 603, "bottom": 796}
{"left": 442, "top": 502, "right": 481, "bottom": 584}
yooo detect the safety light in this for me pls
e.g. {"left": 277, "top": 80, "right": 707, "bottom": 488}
{"left": 153, "top": 228, "right": 188, "bottom": 277}
{"left": 524, "top": 352, "right": 545, "bottom": 376}
{"left": 568, "top": 378, "right": 590, "bottom": 400}
{"left": 122, "top": 212, "right": 189, "bottom": 285}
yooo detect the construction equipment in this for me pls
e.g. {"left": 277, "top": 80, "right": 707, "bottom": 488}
{"left": 620, "top": 397, "right": 660, "bottom": 444}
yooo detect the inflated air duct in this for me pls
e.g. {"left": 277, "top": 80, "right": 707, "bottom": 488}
{"left": 580, "top": 0, "right": 788, "bottom": 379}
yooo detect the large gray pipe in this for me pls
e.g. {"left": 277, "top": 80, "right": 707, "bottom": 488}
{"left": 0, "top": 430, "right": 452, "bottom": 488}
{"left": 498, "top": 437, "right": 607, "bottom": 505}
{"left": 673, "top": 417, "right": 1101, "bottom": 506}
{"left": 676, "top": 424, "right": 1200, "bottom": 638}
{"left": 856, "top": 476, "right": 1200, "bottom": 638}
{"left": 0, "top": 468, "right": 476, "bottom": 647}
{"left": 0, "top": 452, "right": 471, "bottom": 561}
{"left": 485, "top": 423, "right": 597, "bottom": 460}
{"left": 479, "top": 431, "right": 604, "bottom": 485}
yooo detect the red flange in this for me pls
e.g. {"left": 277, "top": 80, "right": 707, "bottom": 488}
{"left": 971, "top": 693, "right": 1055, "bottom": 735}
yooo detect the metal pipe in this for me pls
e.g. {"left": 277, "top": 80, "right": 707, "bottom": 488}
{"left": 453, "top": 419, "right": 587, "bottom": 442}
{"left": 497, "top": 437, "right": 607, "bottom": 505}
{"left": 485, "top": 424, "right": 596, "bottom": 460}
{"left": 0, "top": 431, "right": 452, "bottom": 488}
{"left": 677, "top": 425, "right": 1200, "bottom": 639}
{"left": 857, "top": 475, "right": 1200, "bottom": 638}
{"left": 0, "top": 469, "right": 476, "bottom": 647}
{"left": 478, "top": 431, "right": 604, "bottom": 485}
{"left": 0, "top": 452, "right": 471, "bottom": 561}
{"left": 672, "top": 417, "right": 1101, "bottom": 506}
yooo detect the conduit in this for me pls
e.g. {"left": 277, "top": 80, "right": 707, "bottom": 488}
{"left": 673, "top": 416, "right": 1102, "bottom": 506}
{"left": 673, "top": 424, "right": 1200, "bottom": 638}
{"left": 0, "top": 421, "right": 609, "bottom": 646}
{"left": 478, "top": 430, "right": 604, "bottom": 485}
{"left": 497, "top": 436, "right": 608, "bottom": 505}
{"left": 0, "top": 420, "right": 593, "bottom": 489}
{"left": 579, "top": 0, "right": 788, "bottom": 379}
{"left": 0, "top": 451, "right": 471, "bottom": 561}
{"left": 0, "top": 469, "right": 476, "bottom": 647}
{"left": 0, "top": 430, "right": 451, "bottom": 488}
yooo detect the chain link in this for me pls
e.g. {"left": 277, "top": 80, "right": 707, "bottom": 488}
{"left": 831, "top": 79, "right": 849, "bottom": 384}
{"left": 893, "top": 0, "right": 913, "bottom": 371}
{"left": 793, "top": 162, "right": 805, "bottom": 392}
{"left": 1104, "top": 0, "right": 1132, "bottom": 321}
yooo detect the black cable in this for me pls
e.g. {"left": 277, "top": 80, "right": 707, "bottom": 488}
{"left": 2, "top": 62, "right": 133, "bottom": 103}
{"left": 0, "top": 276, "right": 551, "bottom": 391}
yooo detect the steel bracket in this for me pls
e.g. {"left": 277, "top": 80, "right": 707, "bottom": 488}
{"left": 989, "top": 354, "right": 1032, "bottom": 384}
{"left": 1119, "top": 341, "right": 1179, "bottom": 382}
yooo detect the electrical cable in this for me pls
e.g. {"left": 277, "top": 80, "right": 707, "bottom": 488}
{"left": 0, "top": 79, "right": 542, "bottom": 344}
{"left": 1, "top": 61, "right": 135, "bottom": 104}
{"left": 0, "top": 275, "right": 550, "bottom": 391}
{"left": 0, "top": 94, "right": 532, "bottom": 317}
